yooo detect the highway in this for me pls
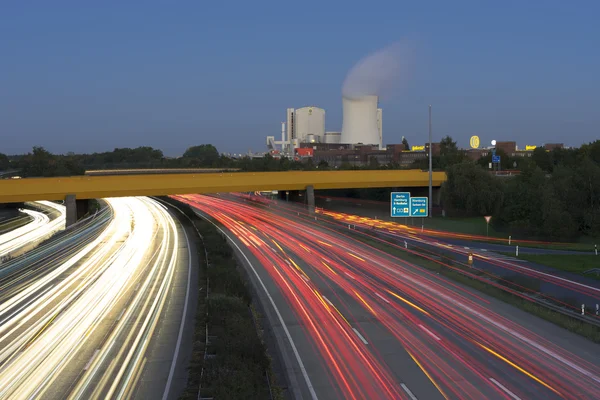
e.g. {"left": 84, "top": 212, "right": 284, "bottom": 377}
{"left": 0, "top": 197, "right": 195, "bottom": 400}
{"left": 176, "top": 193, "right": 600, "bottom": 400}
{"left": 0, "top": 201, "right": 65, "bottom": 260}
{"left": 316, "top": 207, "right": 600, "bottom": 315}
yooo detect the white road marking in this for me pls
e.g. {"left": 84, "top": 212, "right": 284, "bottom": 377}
{"left": 352, "top": 328, "right": 369, "bottom": 345}
{"left": 419, "top": 324, "right": 441, "bottom": 341}
{"left": 464, "top": 247, "right": 470, "bottom": 250}
{"left": 197, "top": 212, "right": 318, "bottom": 400}
{"left": 84, "top": 350, "right": 100, "bottom": 371}
{"left": 374, "top": 292, "right": 390, "bottom": 304}
{"left": 116, "top": 309, "right": 125, "bottom": 322}
{"left": 321, "top": 295, "right": 334, "bottom": 306}
{"left": 162, "top": 219, "right": 193, "bottom": 400}
{"left": 401, "top": 383, "right": 418, "bottom": 400}
{"left": 489, "top": 377, "right": 522, "bottom": 400}
{"left": 345, "top": 272, "right": 355, "bottom": 280}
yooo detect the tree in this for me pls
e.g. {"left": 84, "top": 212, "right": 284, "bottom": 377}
{"left": 20, "top": 146, "right": 55, "bottom": 177}
{"left": 531, "top": 147, "right": 552, "bottom": 172}
{"left": 0, "top": 153, "right": 10, "bottom": 170}
{"left": 438, "top": 135, "right": 466, "bottom": 169}
{"left": 402, "top": 137, "right": 410, "bottom": 150}
{"left": 441, "top": 162, "right": 504, "bottom": 216}
{"left": 369, "top": 156, "right": 380, "bottom": 169}
{"left": 439, "top": 135, "right": 458, "bottom": 154}
{"left": 477, "top": 147, "right": 514, "bottom": 171}
{"left": 183, "top": 144, "right": 220, "bottom": 167}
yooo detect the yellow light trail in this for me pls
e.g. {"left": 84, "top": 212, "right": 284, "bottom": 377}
{"left": 475, "top": 341, "right": 562, "bottom": 396}
{"left": 386, "top": 290, "right": 430, "bottom": 316}
{"left": 348, "top": 253, "right": 365, "bottom": 262}
{"left": 406, "top": 349, "right": 449, "bottom": 400}
{"left": 321, "top": 261, "right": 338, "bottom": 276}
{"left": 271, "top": 239, "right": 285, "bottom": 253}
{"left": 354, "top": 291, "right": 377, "bottom": 316}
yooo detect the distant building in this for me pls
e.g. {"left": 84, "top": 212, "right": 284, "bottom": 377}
{"left": 425, "top": 142, "right": 441, "bottom": 156}
{"left": 465, "top": 149, "right": 490, "bottom": 160}
{"left": 496, "top": 141, "right": 516, "bottom": 155}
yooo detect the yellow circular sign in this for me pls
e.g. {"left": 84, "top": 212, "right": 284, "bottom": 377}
{"left": 470, "top": 135, "right": 480, "bottom": 149}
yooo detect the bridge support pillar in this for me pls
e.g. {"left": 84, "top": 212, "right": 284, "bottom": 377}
{"left": 65, "top": 194, "right": 90, "bottom": 228}
{"left": 306, "top": 185, "right": 315, "bottom": 215}
{"left": 66, "top": 194, "right": 77, "bottom": 228}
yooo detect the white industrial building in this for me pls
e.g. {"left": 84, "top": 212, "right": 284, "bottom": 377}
{"left": 267, "top": 99, "right": 382, "bottom": 154}
{"left": 293, "top": 107, "right": 325, "bottom": 143}
{"left": 341, "top": 95, "right": 382, "bottom": 149}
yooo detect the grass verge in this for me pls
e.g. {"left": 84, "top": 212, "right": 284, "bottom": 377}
{"left": 348, "top": 231, "right": 600, "bottom": 343}
{"left": 501, "top": 253, "right": 600, "bottom": 279}
{"left": 159, "top": 197, "right": 282, "bottom": 400}
{"left": 319, "top": 202, "right": 597, "bottom": 251}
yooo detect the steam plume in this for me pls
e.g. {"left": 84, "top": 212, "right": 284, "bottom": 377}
{"left": 342, "top": 41, "right": 412, "bottom": 100}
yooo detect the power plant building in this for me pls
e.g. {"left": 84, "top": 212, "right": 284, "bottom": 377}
{"left": 269, "top": 100, "right": 383, "bottom": 154}
{"left": 293, "top": 107, "right": 325, "bottom": 143}
{"left": 341, "top": 95, "right": 382, "bottom": 149}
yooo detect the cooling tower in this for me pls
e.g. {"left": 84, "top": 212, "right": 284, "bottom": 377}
{"left": 341, "top": 95, "right": 380, "bottom": 147}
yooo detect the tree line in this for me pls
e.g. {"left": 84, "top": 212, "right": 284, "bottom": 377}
{"left": 3, "top": 139, "right": 599, "bottom": 239}
{"left": 442, "top": 140, "right": 600, "bottom": 239}
{"left": 0, "top": 143, "right": 406, "bottom": 177}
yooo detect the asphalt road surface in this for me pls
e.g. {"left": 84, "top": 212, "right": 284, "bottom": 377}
{"left": 176, "top": 193, "right": 600, "bottom": 400}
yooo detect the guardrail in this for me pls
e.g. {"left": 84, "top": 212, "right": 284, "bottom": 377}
{"left": 251, "top": 195, "right": 600, "bottom": 329}
{"left": 348, "top": 222, "right": 600, "bottom": 328}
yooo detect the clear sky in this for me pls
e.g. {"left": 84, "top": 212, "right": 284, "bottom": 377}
{"left": 1, "top": 1, "right": 598, "bottom": 156}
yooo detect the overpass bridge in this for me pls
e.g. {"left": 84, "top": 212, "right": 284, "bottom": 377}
{"left": 0, "top": 170, "right": 446, "bottom": 226}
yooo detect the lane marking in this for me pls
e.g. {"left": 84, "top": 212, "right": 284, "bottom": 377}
{"left": 321, "top": 295, "right": 334, "bottom": 306}
{"left": 401, "top": 383, "right": 418, "bottom": 400}
{"left": 116, "top": 309, "right": 126, "bottom": 322}
{"left": 345, "top": 272, "right": 355, "bottom": 280}
{"left": 489, "top": 378, "right": 522, "bottom": 400}
{"left": 84, "top": 349, "right": 99, "bottom": 371}
{"left": 162, "top": 214, "right": 193, "bottom": 400}
{"left": 419, "top": 324, "right": 441, "bottom": 341}
{"left": 352, "top": 328, "right": 368, "bottom": 345}
{"left": 464, "top": 247, "right": 470, "bottom": 250}
{"left": 196, "top": 212, "right": 318, "bottom": 400}
{"left": 374, "top": 292, "right": 390, "bottom": 304}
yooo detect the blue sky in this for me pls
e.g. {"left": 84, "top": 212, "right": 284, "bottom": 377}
{"left": 1, "top": 1, "right": 598, "bottom": 156}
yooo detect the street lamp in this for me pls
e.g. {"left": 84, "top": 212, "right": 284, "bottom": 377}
{"left": 428, "top": 105, "right": 432, "bottom": 218}
{"left": 491, "top": 140, "right": 497, "bottom": 171}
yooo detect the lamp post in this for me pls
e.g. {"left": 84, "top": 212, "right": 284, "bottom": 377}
{"left": 428, "top": 105, "right": 432, "bottom": 218}
{"left": 491, "top": 139, "right": 497, "bottom": 172}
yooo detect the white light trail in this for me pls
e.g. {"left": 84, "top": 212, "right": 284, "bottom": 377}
{"left": 0, "top": 201, "right": 65, "bottom": 257}
{"left": 0, "top": 197, "right": 183, "bottom": 399}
